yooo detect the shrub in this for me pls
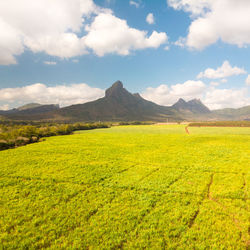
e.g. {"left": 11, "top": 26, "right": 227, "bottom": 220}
{"left": 31, "top": 136, "right": 38, "bottom": 142}
{"left": 0, "top": 140, "right": 8, "bottom": 150}
{"left": 15, "top": 137, "right": 30, "bottom": 146}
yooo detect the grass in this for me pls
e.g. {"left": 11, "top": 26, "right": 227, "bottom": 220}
{"left": 0, "top": 125, "right": 249, "bottom": 249}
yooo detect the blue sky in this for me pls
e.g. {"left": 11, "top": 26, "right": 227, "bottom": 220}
{"left": 0, "top": 0, "right": 250, "bottom": 110}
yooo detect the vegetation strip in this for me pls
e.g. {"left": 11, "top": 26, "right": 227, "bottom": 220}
{"left": 189, "top": 121, "right": 250, "bottom": 127}
{"left": 0, "top": 121, "right": 109, "bottom": 150}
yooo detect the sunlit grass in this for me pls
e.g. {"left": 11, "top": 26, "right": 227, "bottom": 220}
{"left": 0, "top": 125, "right": 249, "bottom": 248}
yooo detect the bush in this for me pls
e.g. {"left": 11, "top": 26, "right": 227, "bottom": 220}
{"left": 0, "top": 140, "right": 8, "bottom": 150}
{"left": 31, "top": 136, "right": 38, "bottom": 142}
{"left": 15, "top": 137, "right": 30, "bottom": 146}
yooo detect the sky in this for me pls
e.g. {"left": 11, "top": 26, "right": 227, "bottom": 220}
{"left": 0, "top": 0, "right": 250, "bottom": 110}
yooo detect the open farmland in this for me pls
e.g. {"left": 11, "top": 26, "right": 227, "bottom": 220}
{"left": 0, "top": 125, "right": 249, "bottom": 249}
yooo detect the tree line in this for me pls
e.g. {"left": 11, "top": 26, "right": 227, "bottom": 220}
{"left": 0, "top": 122, "right": 109, "bottom": 150}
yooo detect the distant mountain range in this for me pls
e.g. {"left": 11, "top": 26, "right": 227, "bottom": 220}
{"left": 0, "top": 81, "right": 249, "bottom": 122}
{"left": 0, "top": 104, "right": 59, "bottom": 120}
{"left": 212, "top": 106, "right": 250, "bottom": 121}
{"left": 55, "top": 81, "right": 180, "bottom": 122}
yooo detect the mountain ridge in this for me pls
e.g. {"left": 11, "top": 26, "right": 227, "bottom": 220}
{"left": 172, "top": 98, "right": 211, "bottom": 114}
{"left": 55, "top": 81, "right": 180, "bottom": 122}
{"left": 0, "top": 81, "right": 249, "bottom": 121}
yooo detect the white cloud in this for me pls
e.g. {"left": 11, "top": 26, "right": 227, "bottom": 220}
{"left": 203, "top": 87, "right": 249, "bottom": 110}
{"left": 168, "top": 0, "right": 250, "bottom": 49}
{"left": 173, "top": 37, "right": 186, "bottom": 48}
{"left": 167, "top": 0, "right": 211, "bottom": 16}
{"left": 210, "top": 81, "right": 220, "bottom": 87}
{"left": 0, "top": 83, "right": 105, "bottom": 108}
{"left": 142, "top": 80, "right": 249, "bottom": 109}
{"left": 221, "top": 78, "right": 227, "bottom": 83}
{"left": 0, "top": 19, "right": 24, "bottom": 65}
{"left": 44, "top": 61, "right": 57, "bottom": 65}
{"left": 25, "top": 33, "right": 88, "bottom": 59}
{"left": 146, "top": 13, "right": 155, "bottom": 25}
{"left": 141, "top": 80, "right": 206, "bottom": 106}
{"left": 197, "top": 61, "right": 246, "bottom": 79}
{"left": 246, "top": 75, "right": 250, "bottom": 86}
{"left": 0, "top": 0, "right": 167, "bottom": 65}
{"left": 0, "top": 104, "right": 10, "bottom": 111}
{"left": 186, "top": 17, "right": 218, "bottom": 50}
{"left": 84, "top": 13, "right": 167, "bottom": 56}
{"left": 0, "top": 0, "right": 100, "bottom": 64}
{"left": 129, "top": 1, "right": 140, "bottom": 8}
{"left": 72, "top": 59, "right": 79, "bottom": 63}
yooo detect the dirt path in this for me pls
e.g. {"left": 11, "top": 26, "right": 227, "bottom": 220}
{"left": 185, "top": 126, "right": 190, "bottom": 134}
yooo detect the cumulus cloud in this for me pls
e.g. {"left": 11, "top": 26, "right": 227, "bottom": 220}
{"left": 203, "top": 87, "right": 249, "bottom": 110}
{"left": 141, "top": 80, "right": 249, "bottom": 109}
{"left": 141, "top": 80, "right": 206, "bottom": 106}
{"left": 246, "top": 75, "right": 250, "bottom": 86}
{"left": 210, "top": 81, "right": 220, "bottom": 87}
{"left": 0, "top": 104, "right": 10, "bottom": 111}
{"left": 0, "top": 0, "right": 167, "bottom": 65}
{"left": 129, "top": 1, "right": 140, "bottom": 8}
{"left": 167, "top": 0, "right": 211, "bottom": 16}
{"left": 197, "top": 61, "right": 246, "bottom": 79}
{"left": 146, "top": 13, "right": 155, "bottom": 25}
{"left": 0, "top": 19, "right": 24, "bottom": 65}
{"left": 0, "top": 83, "right": 105, "bottom": 108}
{"left": 0, "top": 0, "right": 97, "bottom": 64}
{"left": 84, "top": 13, "right": 167, "bottom": 56}
{"left": 168, "top": 0, "right": 250, "bottom": 49}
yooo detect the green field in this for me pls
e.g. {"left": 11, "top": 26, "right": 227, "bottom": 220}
{"left": 0, "top": 125, "right": 249, "bottom": 249}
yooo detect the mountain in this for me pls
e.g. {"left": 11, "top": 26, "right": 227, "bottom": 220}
{"left": 55, "top": 81, "right": 180, "bottom": 122}
{"left": 0, "top": 81, "right": 249, "bottom": 122}
{"left": 171, "top": 98, "right": 213, "bottom": 120}
{"left": 171, "top": 98, "right": 250, "bottom": 121}
{"left": 17, "top": 103, "right": 42, "bottom": 111}
{"left": 0, "top": 103, "right": 60, "bottom": 120}
{"left": 172, "top": 98, "right": 211, "bottom": 114}
{"left": 212, "top": 105, "right": 250, "bottom": 120}
{"left": 172, "top": 98, "right": 187, "bottom": 110}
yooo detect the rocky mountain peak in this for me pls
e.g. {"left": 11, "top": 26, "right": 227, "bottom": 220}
{"left": 172, "top": 98, "right": 210, "bottom": 113}
{"left": 105, "top": 80, "right": 125, "bottom": 97}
